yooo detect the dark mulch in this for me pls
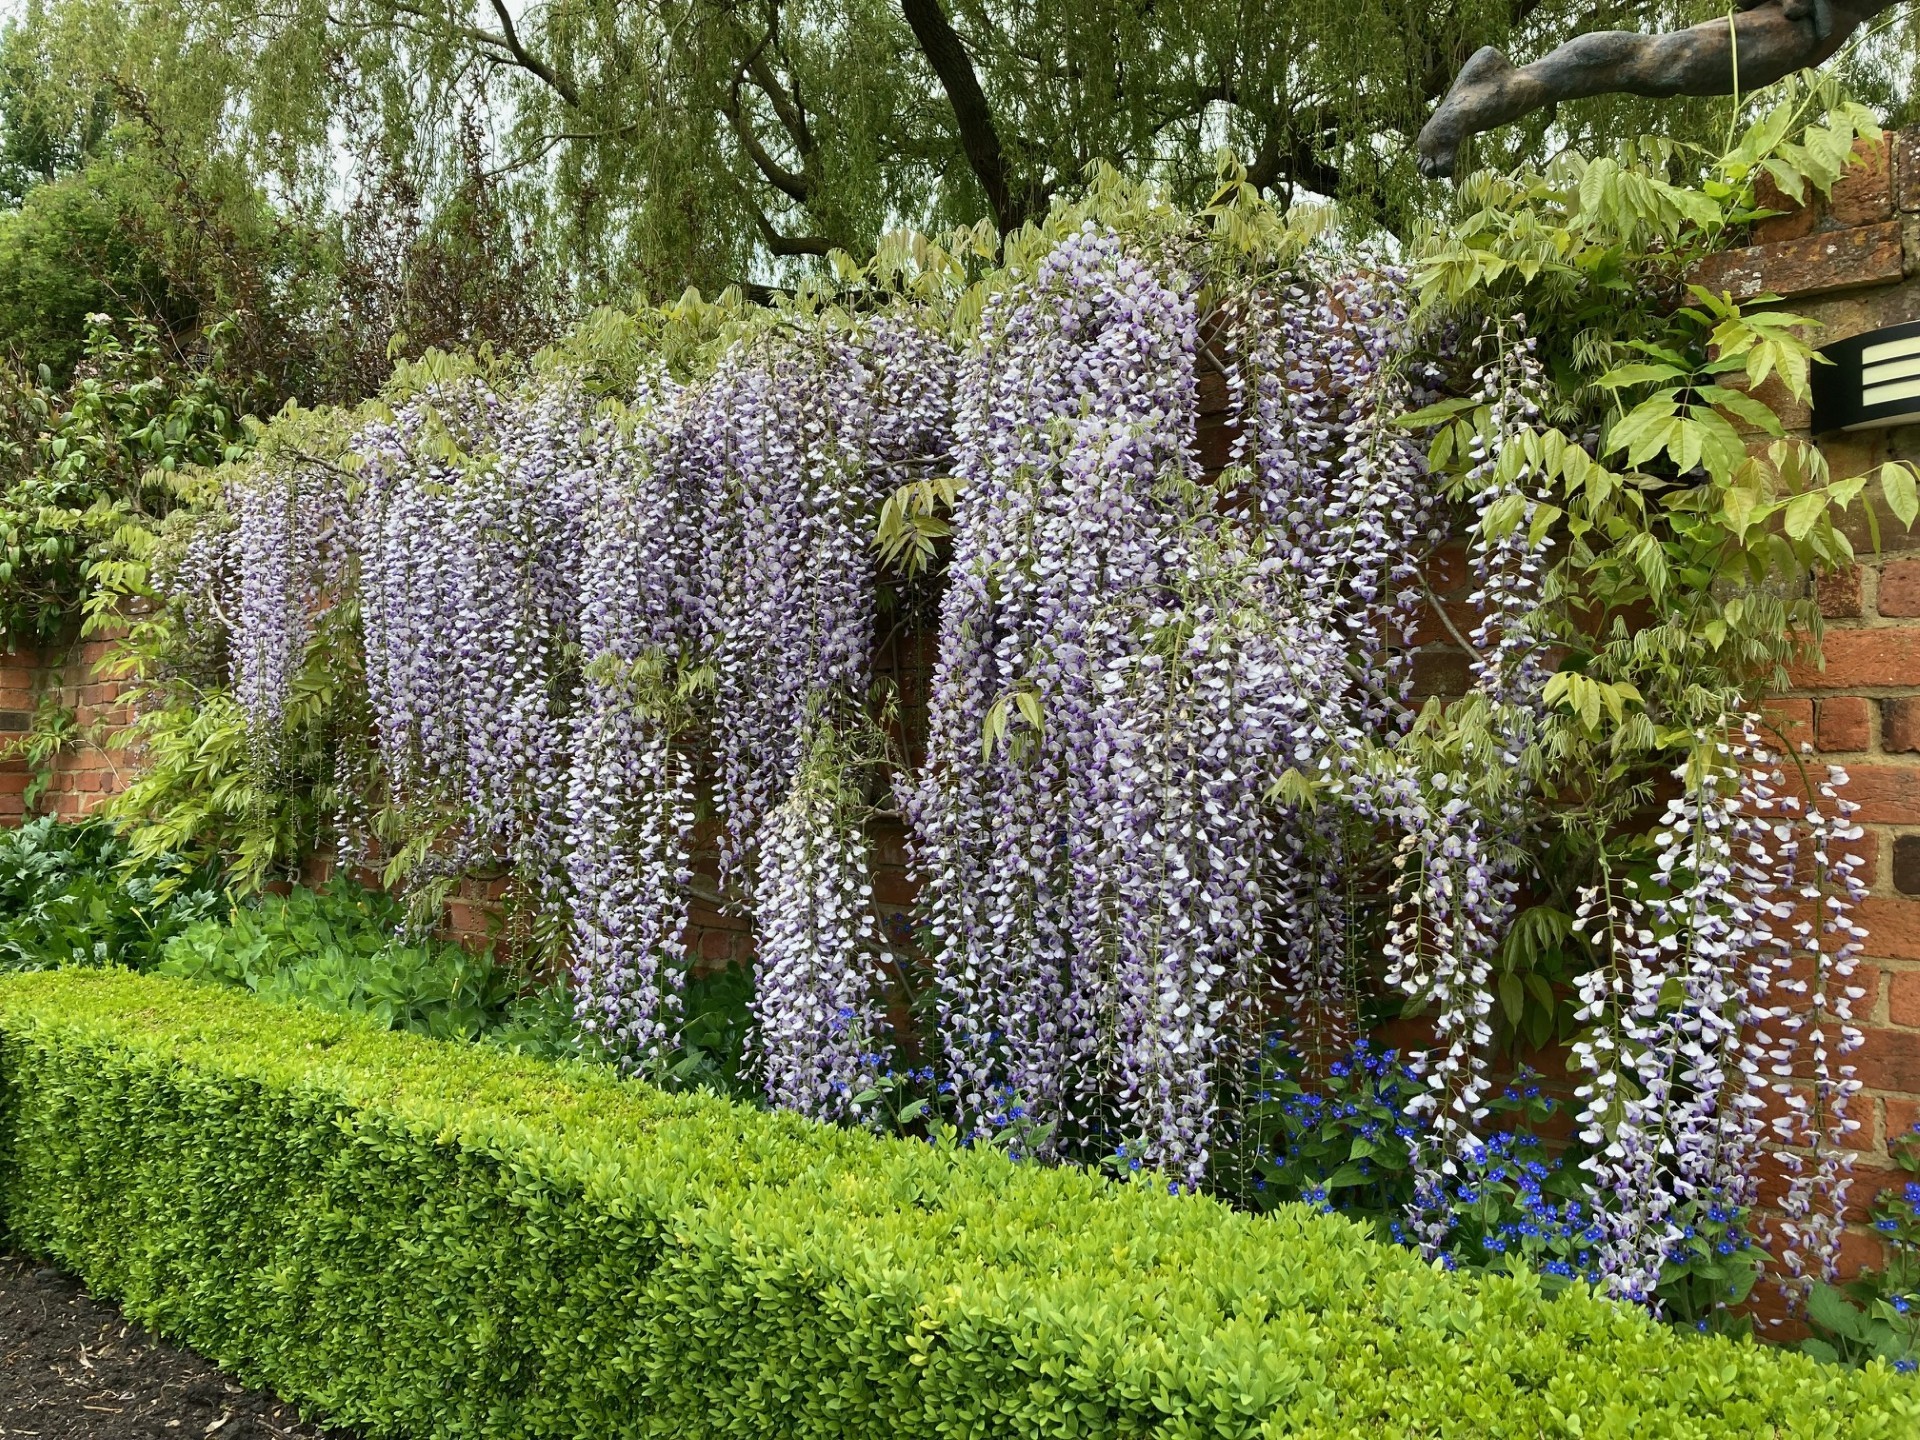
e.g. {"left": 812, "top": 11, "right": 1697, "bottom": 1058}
{"left": 0, "top": 1254, "right": 355, "bottom": 1440}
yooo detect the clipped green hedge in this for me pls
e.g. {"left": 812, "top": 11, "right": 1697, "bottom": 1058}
{"left": 0, "top": 970, "right": 1913, "bottom": 1439}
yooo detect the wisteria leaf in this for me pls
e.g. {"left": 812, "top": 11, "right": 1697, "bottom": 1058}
{"left": 1783, "top": 489, "right": 1827, "bottom": 541}
{"left": 1880, "top": 463, "right": 1920, "bottom": 530}
{"left": 1013, "top": 691, "right": 1045, "bottom": 735}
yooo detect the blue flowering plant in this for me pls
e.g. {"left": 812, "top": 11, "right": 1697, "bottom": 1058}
{"left": 1224, "top": 1035, "right": 1762, "bottom": 1329}
{"left": 1803, "top": 1127, "right": 1920, "bottom": 1369}
{"left": 1226, "top": 1036, "right": 1429, "bottom": 1220}
{"left": 1228, "top": 1038, "right": 1584, "bottom": 1251}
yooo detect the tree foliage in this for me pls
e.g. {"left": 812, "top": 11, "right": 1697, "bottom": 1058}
{"left": 6, "top": 0, "right": 1918, "bottom": 299}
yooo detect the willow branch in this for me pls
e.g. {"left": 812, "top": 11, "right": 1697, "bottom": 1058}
{"left": 725, "top": 82, "right": 815, "bottom": 202}
{"left": 1417, "top": 0, "right": 1901, "bottom": 179}
{"left": 749, "top": 205, "right": 833, "bottom": 256}
{"left": 897, "top": 0, "right": 1030, "bottom": 234}
{"left": 485, "top": 0, "right": 580, "bottom": 107}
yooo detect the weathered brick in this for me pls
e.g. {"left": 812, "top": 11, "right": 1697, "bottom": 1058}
{"left": 1886, "top": 697, "right": 1920, "bottom": 752}
{"left": 1790, "top": 628, "right": 1920, "bottom": 688}
{"left": 1689, "top": 222, "right": 1906, "bottom": 303}
{"left": 1195, "top": 366, "right": 1232, "bottom": 416}
{"left": 1818, "top": 695, "right": 1872, "bottom": 751}
{"left": 1851, "top": 829, "right": 1882, "bottom": 888}
{"left": 1727, "top": 369, "right": 1814, "bottom": 433}
{"left": 1840, "top": 1163, "right": 1913, "bottom": 1225}
{"left": 1830, "top": 134, "right": 1894, "bottom": 227}
{"left": 1194, "top": 419, "right": 1237, "bottom": 473}
{"left": 1857, "top": 895, "right": 1920, "bottom": 959}
{"left": 1853, "top": 960, "right": 1885, "bottom": 1020}
{"left": 1857, "top": 1024, "right": 1920, "bottom": 1092}
{"left": 1765, "top": 697, "right": 1814, "bottom": 745}
{"left": 1891, "top": 968, "right": 1920, "bottom": 1027}
{"left": 1895, "top": 834, "right": 1920, "bottom": 894}
{"left": 444, "top": 899, "right": 491, "bottom": 936}
{"left": 1879, "top": 558, "right": 1920, "bottom": 616}
{"left": 1817, "top": 564, "right": 1865, "bottom": 618}
{"left": 1408, "top": 647, "right": 1469, "bottom": 698}
{"left": 1899, "top": 128, "right": 1920, "bottom": 213}
{"left": 1753, "top": 207, "right": 1817, "bottom": 247}
{"left": 1887, "top": 1096, "right": 1920, "bottom": 1149}
{"left": 1753, "top": 163, "right": 1818, "bottom": 243}
{"left": 1411, "top": 598, "right": 1482, "bottom": 648}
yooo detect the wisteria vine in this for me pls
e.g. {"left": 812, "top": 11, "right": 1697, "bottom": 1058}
{"left": 166, "top": 218, "right": 1871, "bottom": 1318}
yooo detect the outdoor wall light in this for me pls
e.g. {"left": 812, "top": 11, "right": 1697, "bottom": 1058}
{"left": 1812, "top": 320, "right": 1920, "bottom": 432}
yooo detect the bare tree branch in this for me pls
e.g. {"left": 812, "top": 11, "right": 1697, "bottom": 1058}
{"left": 1418, "top": 0, "right": 1902, "bottom": 179}
{"left": 897, "top": 0, "right": 1031, "bottom": 234}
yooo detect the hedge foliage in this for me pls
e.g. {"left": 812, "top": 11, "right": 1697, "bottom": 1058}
{"left": 0, "top": 970, "right": 1914, "bottom": 1439}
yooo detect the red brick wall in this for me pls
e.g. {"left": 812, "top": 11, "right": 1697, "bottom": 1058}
{"left": 0, "top": 636, "right": 131, "bottom": 823}
{"left": 1689, "top": 126, "right": 1920, "bottom": 1283}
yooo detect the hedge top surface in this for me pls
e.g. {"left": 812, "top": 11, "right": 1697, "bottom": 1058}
{"left": 1, "top": 969, "right": 1914, "bottom": 1439}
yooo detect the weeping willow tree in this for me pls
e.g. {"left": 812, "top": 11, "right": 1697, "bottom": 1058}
{"left": 4, "top": 0, "right": 1919, "bottom": 297}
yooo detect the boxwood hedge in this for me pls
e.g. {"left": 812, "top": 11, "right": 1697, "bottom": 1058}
{"left": 0, "top": 969, "right": 1913, "bottom": 1438}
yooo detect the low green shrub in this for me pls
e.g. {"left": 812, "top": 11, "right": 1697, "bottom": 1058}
{"left": 156, "top": 879, "right": 535, "bottom": 1042}
{"left": 0, "top": 815, "right": 221, "bottom": 970}
{"left": 150, "top": 878, "right": 755, "bottom": 1078}
{"left": 0, "top": 970, "right": 1913, "bottom": 1439}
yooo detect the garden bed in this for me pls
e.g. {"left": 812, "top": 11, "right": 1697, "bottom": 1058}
{"left": 0, "top": 1253, "right": 351, "bottom": 1439}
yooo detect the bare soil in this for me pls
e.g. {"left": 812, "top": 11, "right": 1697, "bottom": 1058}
{"left": 0, "top": 1254, "right": 354, "bottom": 1440}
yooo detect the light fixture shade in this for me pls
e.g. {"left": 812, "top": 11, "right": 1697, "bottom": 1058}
{"left": 1812, "top": 320, "right": 1920, "bottom": 432}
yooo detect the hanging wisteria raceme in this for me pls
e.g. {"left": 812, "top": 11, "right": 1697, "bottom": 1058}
{"left": 1565, "top": 718, "right": 1865, "bottom": 1311}
{"left": 750, "top": 718, "right": 892, "bottom": 1121}
{"left": 356, "top": 378, "right": 594, "bottom": 892}
{"left": 915, "top": 226, "right": 1447, "bottom": 1182}
{"left": 1376, "top": 326, "right": 1555, "bottom": 1253}
{"left": 705, "top": 317, "right": 955, "bottom": 888}
{"left": 455, "top": 384, "right": 594, "bottom": 890}
{"left": 562, "top": 314, "right": 954, "bottom": 1075}
{"left": 1232, "top": 267, "right": 1442, "bottom": 1047}
{"left": 224, "top": 454, "right": 352, "bottom": 743}
{"left": 1763, "top": 755, "right": 1869, "bottom": 1305}
{"left": 563, "top": 384, "right": 718, "bottom": 1059}
{"left": 1241, "top": 269, "right": 1440, "bottom": 712}
{"left": 356, "top": 382, "right": 504, "bottom": 809}
{"left": 1104, "top": 588, "right": 1368, "bottom": 1184}
{"left": 159, "top": 492, "right": 238, "bottom": 679}
{"left": 915, "top": 223, "right": 1202, "bottom": 1160}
